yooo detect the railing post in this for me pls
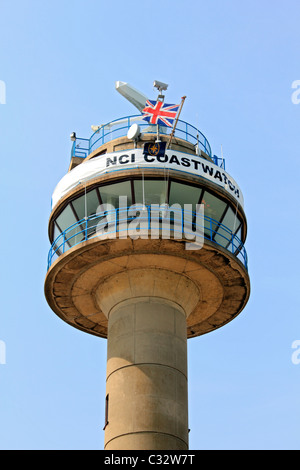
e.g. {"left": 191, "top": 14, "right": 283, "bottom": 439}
{"left": 85, "top": 218, "right": 88, "bottom": 241}
{"left": 71, "top": 141, "right": 75, "bottom": 158}
{"left": 148, "top": 205, "right": 151, "bottom": 231}
{"left": 62, "top": 232, "right": 66, "bottom": 254}
{"left": 210, "top": 218, "right": 212, "bottom": 240}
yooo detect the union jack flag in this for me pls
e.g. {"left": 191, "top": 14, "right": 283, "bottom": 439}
{"left": 141, "top": 100, "right": 179, "bottom": 127}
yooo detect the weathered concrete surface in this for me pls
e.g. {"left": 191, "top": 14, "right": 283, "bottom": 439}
{"left": 44, "top": 236, "right": 250, "bottom": 339}
{"left": 104, "top": 299, "right": 189, "bottom": 450}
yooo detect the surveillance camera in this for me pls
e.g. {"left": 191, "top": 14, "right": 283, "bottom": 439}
{"left": 70, "top": 132, "right": 76, "bottom": 141}
{"left": 91, "top": 125, "right": 101, "bottom": 133}
{"left": 153, "top": 80, "right": 168, "bottom": 91}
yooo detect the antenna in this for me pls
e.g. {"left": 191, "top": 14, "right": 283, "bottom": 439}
{"left": 221, "top": 144, "right": 225, "bottom": 169}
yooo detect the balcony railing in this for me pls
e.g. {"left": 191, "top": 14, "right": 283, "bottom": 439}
{"left": 47, "top": 206, "right": 247, "bottom": 271}
{"left": 71, "top": 115, "right": 216, "bottom": 163}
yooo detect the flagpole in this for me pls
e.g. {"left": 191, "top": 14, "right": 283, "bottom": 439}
{"left": 156, "top": 94, "right": 164, "bottom": 142}
{"left": 167, "top": 96, "right": 186, "bottom": 149}
{"left": 156, "top": 123, "right": 160, "bottom": 142}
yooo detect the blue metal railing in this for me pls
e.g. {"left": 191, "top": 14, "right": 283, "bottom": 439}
{"left": 71, "top": 115, "right": 213, "bottom": 161}
{"left": 212, "top": 155, "right": 225, "bottom": 170}
{"left": 47, "top": 206, "right": 247, "bottom": 271}
{"left": 71, "top": 138, "right": 89, "bottom": 159}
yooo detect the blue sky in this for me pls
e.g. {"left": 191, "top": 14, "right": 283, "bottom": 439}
{"left": 0, "top": 0, "right": 300, "bottom": 450}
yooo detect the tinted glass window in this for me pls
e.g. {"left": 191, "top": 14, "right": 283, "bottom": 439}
{"left": 99, "top": 181, "right": 132, "bottom": 207}
{"left": 56, "top": 204, "right": 77, "bottom": 232}
{"left": 169, "top": 181, "right": 202, "bottom": 210}
{"left": 134, "top": 179, "right": 167, "bottom": 206}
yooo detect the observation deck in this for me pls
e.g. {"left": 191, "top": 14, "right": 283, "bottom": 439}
{"left": 45, "top": 113, "right": 250, "bottom": 339}
{"left": 49, "top": 114, "right": 246, "bottom": 269}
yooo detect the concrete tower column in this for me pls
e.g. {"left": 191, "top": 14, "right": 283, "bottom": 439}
{"left": 104, "top": 298, "right": 189, "bottom": 450}
{"left": 45, "top": 241, "right": 250, "bottom": 450}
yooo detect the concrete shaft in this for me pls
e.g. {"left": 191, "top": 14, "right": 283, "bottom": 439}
{"left": 45, "top": 236, "right": 250, "bottom": 450}
{"left": 104, "top": 298, "right": 188, "bottom": 450}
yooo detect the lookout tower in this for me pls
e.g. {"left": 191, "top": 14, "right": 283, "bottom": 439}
{"left": 44, "top": 81, "right": 250, "bottom": 450}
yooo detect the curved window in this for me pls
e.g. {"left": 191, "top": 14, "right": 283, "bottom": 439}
{"left": 56, "top": 204, "right": 77, "bottom": 232}
{"left": 134, "top": 179, "right": 168, "bottom": 205}
{"left": 71, "top": 189, "right": 100, "bottom": 220}
{"left": 201, "top": 190, "right": 227, "bottom": 236}
{"left": 169, "top": 182, "right": 202, "bottom": 210}
{"left": 50, "top": 177, "right": 245, "bottom": 263}
{"left": 99, "top": 181, "right": 132, "bottom": 207}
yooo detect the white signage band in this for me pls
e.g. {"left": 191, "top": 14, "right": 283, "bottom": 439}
{"left": 51, "top": 149, "right": 244, "bottom": 209}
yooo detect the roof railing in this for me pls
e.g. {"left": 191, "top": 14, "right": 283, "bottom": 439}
{"left": 70, "top": 115, "right": 217, "bottom": 163}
